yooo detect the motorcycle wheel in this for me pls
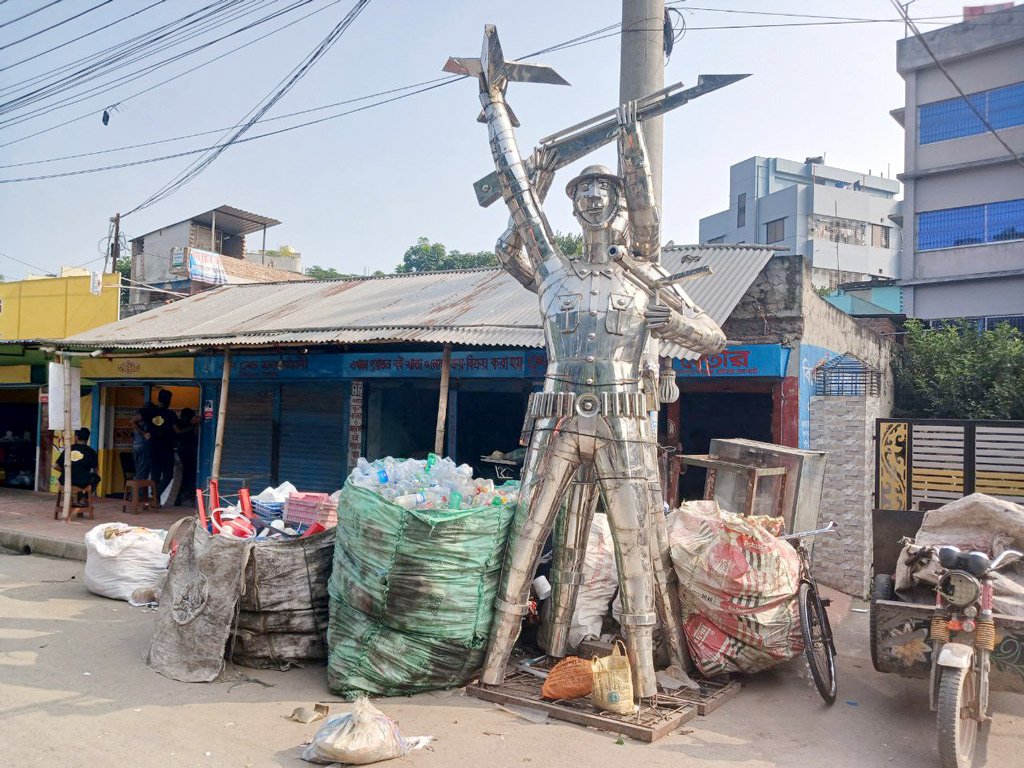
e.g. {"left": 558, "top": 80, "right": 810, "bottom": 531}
{"left": 937, "top": 665, "right": 979, "bottom": 768}
{"left": 869, "top": 574, "right": 894, "bottom": 672}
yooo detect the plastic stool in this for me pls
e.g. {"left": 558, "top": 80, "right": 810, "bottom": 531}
{"left": 124, "top": 479, "right": 159, "bottom": 513}
{"left": 54, "top": 486, "right": 95, "bottom": 521}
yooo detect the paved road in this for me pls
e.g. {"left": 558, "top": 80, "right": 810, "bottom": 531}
{"left": 1, "top": 551, "right": 1021, "bottom": 768}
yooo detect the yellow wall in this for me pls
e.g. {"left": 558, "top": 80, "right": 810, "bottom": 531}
{"left": 0, "top": 273, "right": 120, "bottom": 340}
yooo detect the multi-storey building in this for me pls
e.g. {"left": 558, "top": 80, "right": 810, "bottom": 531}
{"left": 893, "top": 4, "right": 1024, "bottom": 327}
{"left": 698, "top": 156, "right": 901, "bottom": 290}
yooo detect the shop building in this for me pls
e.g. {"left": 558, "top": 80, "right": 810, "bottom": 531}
{"left": 0, "top": 272, "right": 122, "bottom": 492}
{"left": 50, "top": 247, "right": 894, "bottom": 528}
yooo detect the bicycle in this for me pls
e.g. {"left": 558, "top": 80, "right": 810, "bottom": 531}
{"left": 779, "top": 520, "right": 840, "bottom": 704}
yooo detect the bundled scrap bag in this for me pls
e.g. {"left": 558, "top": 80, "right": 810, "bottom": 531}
{"left": 83, "top": 522, "right": 169, "bottom": 604}
{"left": 147, "top": 517, "right": 334, "bottom": 682}
{"left": 668, "top": 501, "right": 803, "bottom": 676}
{"left": 327, "top": 483, "right": 516, "bottom": 697}
{"left": 894, "top": 493, "right": 1024, "bottom": 617}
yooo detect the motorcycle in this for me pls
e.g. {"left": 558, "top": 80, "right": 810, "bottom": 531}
{"left": 921, "top": 544, "right": 1023, "bottom": 768}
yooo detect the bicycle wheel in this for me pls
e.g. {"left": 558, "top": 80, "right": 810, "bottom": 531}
{"left": 799, "top": 581, "right": 837, "bottom": 704}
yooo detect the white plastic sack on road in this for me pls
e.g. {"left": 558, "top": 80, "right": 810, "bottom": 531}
{"left": 301, "top": 696, "right": 432, "bottom": 765}
{"left": 83, "top": 523, "right": 168, "bottom": 605}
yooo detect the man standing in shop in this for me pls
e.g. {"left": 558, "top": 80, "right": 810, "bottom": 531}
{"left": 174, "top": 407, "right": 199, "bottom": 507}
{"left": 148, "top": 389, "right": 177, "bottom": 501}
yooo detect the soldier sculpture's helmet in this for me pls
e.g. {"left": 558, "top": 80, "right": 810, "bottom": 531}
{"left": 564, "top": 164, "right": 623, "bottom": 199}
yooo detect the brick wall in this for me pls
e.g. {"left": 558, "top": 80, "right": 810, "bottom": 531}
{"left": 809, "top": 394, "right": 882, "bottom": 597}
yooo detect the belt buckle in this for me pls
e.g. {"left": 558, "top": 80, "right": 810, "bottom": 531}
{"left": 575, "top": 393, "right": 600, "bottom": 417}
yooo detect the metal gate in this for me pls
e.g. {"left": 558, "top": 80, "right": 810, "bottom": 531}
{"left": 875, "top": 418, "right": 1024, "bottom": 510}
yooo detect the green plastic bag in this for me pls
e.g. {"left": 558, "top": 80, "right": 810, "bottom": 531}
{"left": 327, "top": 482, "right": 516, "bottom": 697}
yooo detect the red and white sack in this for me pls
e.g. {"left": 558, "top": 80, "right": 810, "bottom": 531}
{"left": 668, "top": 501, "right": 802, "bottom": 676}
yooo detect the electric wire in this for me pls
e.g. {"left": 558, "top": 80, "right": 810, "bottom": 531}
{"left": 0, "top": 0, "right": 166, "bottom": 76}
{"left": 0, "top": 0, "right": 231, "bottom": 80}
{"left": 0, "top": 0, "right": 64, "bottom": 30}
{"left": 0, "top": 75, "right": 454, "bottom": 168}
{"left": 1, "top": 19, "right": 636, "bottom": 184}
{"left": 125, "top": 0, "right": 373, "bottom": 215}
{"left": 0, "top": 0, "right": 114, "bottom": 52}
{"left": 889, "top": 0, "right": 1024, "bottom": 172}
{"left": 0, "top": 0, "right": 309, "bottom": 124}
{"left": 0, "top": 0, "right": 333, "bottom": 142}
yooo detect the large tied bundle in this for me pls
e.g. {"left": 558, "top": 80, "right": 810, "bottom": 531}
{"left": 327, "top": 483, "right": 516, "bottom": 697}
{"left": 668, "top": 501, "right": 802, "bottom": 676}
{"left": 147, "top": 517, "right": 334, "bottom": 682}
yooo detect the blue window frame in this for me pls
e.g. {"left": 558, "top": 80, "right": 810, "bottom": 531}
{"left": 917, "top": 198, "right": 1024, "bottom": 251}
{"left": 919, "top": 81, "right": 1024, "bottom": 144}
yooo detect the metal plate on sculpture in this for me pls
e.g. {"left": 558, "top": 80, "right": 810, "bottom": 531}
{"left": 466, "top": 667, "right": 697, "bottom": 742}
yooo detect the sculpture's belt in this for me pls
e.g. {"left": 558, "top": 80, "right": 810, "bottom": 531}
{"left": 525, "top": 391, "right": 648, "bottom": 420}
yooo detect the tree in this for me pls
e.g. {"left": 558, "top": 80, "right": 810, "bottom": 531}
{"left": 893, "top": 319, "right": 1024, "bottom": 419}
{"left": 554, "top": 230, "right": 583, "bottom": 257}
{"left": 116, "top": 256, "right": 131, "bottom": 305}
{"left": 305, "top": 265, "right": 348, "bottom": 279}
{"left": 395, "top": 237, "right": 498, "bottom": 273}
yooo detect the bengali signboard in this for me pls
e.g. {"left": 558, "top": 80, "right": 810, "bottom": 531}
{"left": 674, "top": 345, "right": 789, "bottom": 378}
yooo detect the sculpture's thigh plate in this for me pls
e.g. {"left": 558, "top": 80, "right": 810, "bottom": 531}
{"left": 593, "top": 416, "right": 660, "bottom": 698}
{"left": 480, "top": 418, "right": 580, "bottom": 685}
{"left": 541, "top": 464, "right": 600, "bottom": 656}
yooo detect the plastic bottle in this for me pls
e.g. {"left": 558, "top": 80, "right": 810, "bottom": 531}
{"left": 394, "top": 492, "right": 426, "bottom": 510}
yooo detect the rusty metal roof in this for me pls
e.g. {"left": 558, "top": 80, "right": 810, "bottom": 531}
{"left": 55, "top": 245, "right": 777, "bottom": 359}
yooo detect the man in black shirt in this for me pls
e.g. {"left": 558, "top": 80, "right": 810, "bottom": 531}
{"left": 148, "top": 389, "right": 178, "bottom": 499}
{"left": 55, "top": 427, "right": 100, "bottom": 491}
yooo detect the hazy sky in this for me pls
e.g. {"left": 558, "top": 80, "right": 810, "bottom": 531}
{"left": 0, "top": 0, "right": 978, "bottom": 279}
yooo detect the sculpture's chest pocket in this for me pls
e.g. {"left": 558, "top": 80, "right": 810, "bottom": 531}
{"left": 553, "top": 292, "right": 581, "bottom": 334}
{"left": 606, "top": 292, "right": 641, "bottom": 336}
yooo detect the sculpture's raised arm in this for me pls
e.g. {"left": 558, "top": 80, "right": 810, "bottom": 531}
{"left": 480, "top": 83, "right": 561, "bottom": 275}
{"left": 616, "top": 101, "right": 661, "bottom": 261}
{"left": 494, "top": 147, "right": 559, "bottom": 291}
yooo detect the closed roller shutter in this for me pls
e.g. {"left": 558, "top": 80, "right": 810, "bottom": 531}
{"left": 278, "top": 382, "right": 347, "bottom": 492}
{"left": 220, "top": 384, "right": 274, "bottom": 494}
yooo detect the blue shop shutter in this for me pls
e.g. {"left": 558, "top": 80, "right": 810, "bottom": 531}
{"left": 220, "top": 384, "right": 274, "bottom": 494}
{"left": 278, "top": 382, "right": 347, "bottom": 493}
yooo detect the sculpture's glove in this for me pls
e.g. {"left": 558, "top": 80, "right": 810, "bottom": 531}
{"left": 644, "top": 303, "right": 674, "bottom": 332}
{"left": 616, "top": 98, "right": 640, "bottom": 129}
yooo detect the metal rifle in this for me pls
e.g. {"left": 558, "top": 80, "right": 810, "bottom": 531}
{"left": 471, "top": 74, "right": 750, "bottom": 208}
{"left": 606, "top": 245, "right": 710, "bottom": 316}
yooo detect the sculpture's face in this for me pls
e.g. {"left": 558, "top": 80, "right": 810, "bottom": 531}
{"left": 572, "top": 177, "right": 620, "bottom": 228}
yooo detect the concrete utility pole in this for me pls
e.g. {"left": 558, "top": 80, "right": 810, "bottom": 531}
{"left": 109, "top": 213, "right": 121, "bottom": 273}
{"left": 619, "top": 0, "right": 665, "bottom": 207}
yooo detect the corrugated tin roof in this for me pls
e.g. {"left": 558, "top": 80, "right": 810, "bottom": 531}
{"left": 132, "top": 205, "right": 281, "bottom": 240}
{"left": 55, "top": 245, "right": 777, "bottom": 359}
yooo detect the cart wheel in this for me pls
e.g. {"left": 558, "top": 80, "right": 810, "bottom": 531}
{"left": 937, "top": 665, "right": 979, "bottom": 768}
{"left": 799, "top": 581, "right": 837, "bottom": 704}
{"left": 869, "top": 574, "right": 894, "bottom": 672}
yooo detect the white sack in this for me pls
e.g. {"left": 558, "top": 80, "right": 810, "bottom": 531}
{"left": 83, "top": 523, "right": 168, "bottom": 604}
{"left": 301, "top": 696, "right": 431, "bottom": 765}
{"left": 567, "top": 514, "right": 619, "bottom": 649}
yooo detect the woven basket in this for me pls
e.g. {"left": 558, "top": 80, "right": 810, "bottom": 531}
{"left": 541, "top": 656, "right": 593, "bottom": 700}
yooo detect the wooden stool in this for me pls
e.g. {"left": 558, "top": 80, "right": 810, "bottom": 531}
{"left": 54, "top": 486, "right": 95, "bottom": 521}
{"left": 123, "top": 480, "right": 159, "bottom": 514}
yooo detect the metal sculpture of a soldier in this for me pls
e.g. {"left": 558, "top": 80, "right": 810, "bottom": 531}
{"left": 446, "top": 26, "right": 735, "bottom": 698}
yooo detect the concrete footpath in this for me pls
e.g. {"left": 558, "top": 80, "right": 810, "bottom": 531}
{"left": 0, "top": 488, "right": 189, "bottom": 560}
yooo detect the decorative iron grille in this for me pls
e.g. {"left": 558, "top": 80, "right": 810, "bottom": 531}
{"left": 814, "top": 354, "right": 880, "bottom": 397}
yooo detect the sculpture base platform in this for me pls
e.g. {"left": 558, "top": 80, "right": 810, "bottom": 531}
{"left": 466, "top": 666, "right": 697, "bottom": 743}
